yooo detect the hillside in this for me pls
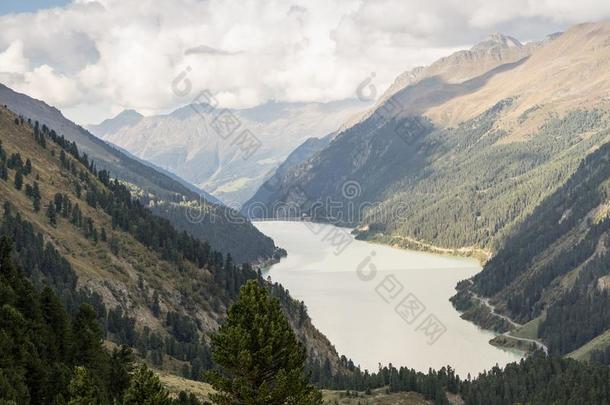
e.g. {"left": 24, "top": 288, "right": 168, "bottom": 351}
{"left": 0, "top": 84, "right": 276, "bottom": 263}
{"left": 0, "top": 106, "right": 347, "bottom": 384}
{"left": 452, "top": 139, "right": 610, "bottom": 358}
{"left": 245, "top": 21, "right": 610, "bottom": 256}
{"left": 89, "top": 99, "right": 369, "bottom": 203}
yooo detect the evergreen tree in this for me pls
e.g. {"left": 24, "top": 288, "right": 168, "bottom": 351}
{"left": 206, "top": 280, "right": 322, "bottom": 404}
{"left": 0, "top": 161, "right": 7, "bottom": 181}
{"left": 47, "top": 202, "right": 57, "bottom": 226}
{"left": 14, "top": 169, "right": 23, "bottom": 190}
{"left": 150, "top": 290, "right": 161, "bottom": 317}
{"left": 67, "top": 367, "right": 101, "bottom": 405}
{"left": 24, "top": 159, "right": 32, "bottom": 175}
{"left": 108, "top": 346, "right": 135, "bottom": 403}
{"left": 32, "top": 182, "right": 41, "bottom": 212}
{"left": 123, "top": 364, "right": 171, "bottom": 405}
{"left": 72, "top": 304, "right": 104, "bottom": 369}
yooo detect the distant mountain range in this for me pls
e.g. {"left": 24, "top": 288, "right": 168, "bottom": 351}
{"left": 0, "top": 84, "right": 276, "bottom": 263}
{"left": 87, "top": 99, "right": 370, "bottom": 203}
{"left": 244, "top": 20, "right": 610, "bottom": 358}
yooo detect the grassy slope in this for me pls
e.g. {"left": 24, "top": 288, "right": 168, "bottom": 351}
{"left": 0, "top": 106, "right": 214, "bottom": 333}
{"left": 0, "top": 83, "right": 277, "bottom": 263}
{"left": 322, "top": 388, "right": 430, "bottom": 405}
{"left": 155, "top": 374, "right": 432, "bottom": 405}
{"left": 567, "top": 330, "right": 610, "bottom": 362}
{"left": 509, "top": 315, "right": 544, "bottom": 340}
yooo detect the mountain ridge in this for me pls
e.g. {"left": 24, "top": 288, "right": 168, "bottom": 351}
{"left": 87, "top": 109, "right": 143, "bottom": 138}
{"left": 89, "top": 97, "right": 371, "bottom": 203}
{"left": 0, "top": 83, "right": 276, "bottom": 263}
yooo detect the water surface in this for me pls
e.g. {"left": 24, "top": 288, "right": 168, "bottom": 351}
{"left": 255, "top": 221, "right": 522, "bottom": 376}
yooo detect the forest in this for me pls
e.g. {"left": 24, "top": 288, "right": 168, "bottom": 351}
{"left": 456, "top": 139, "right": 610, "bottom": 358}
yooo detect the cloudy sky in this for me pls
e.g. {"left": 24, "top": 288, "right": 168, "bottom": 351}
{"left": 1, "top": 0, "right": 609, "bottom": 125}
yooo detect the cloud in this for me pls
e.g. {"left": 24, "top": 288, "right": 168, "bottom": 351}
{"left": 184, "top": 44, "right": 242, "bottom": 55}
{"left": 0, "top": 0, "right": 608, "bottom": 125}
{"left": 0, "top": 40, "right": 29, "bottom": 73}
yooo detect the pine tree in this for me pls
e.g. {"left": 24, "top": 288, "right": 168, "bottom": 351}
{"left": 14, "top": 169, "right": 23, "bottom": 190}
{"left": 123, "top": 364, "right": 171, "bottom": 405}
{"left": 206, "top": 280, "right": 322, "bottom": 404}
{"left": 47, "top": 202, "right": 57, "bottom": 226}
{"left": 150, "top": 290, "right": 161, "bottom": 317}
{"left": 108, "top": 346, "right": 135, "bottom": 403}
{"left": 0, "top": 161, "right": 7, "bottom": 181}
{"left": 72, "top": 304, "right": 103, "bottom": 368}
{"left": 67, "top": 367, "right": 101, "bottom": 405}
{"left": 24, "top": 158, "right": 32, "bottom": 175}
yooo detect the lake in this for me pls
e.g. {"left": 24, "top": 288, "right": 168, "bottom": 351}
{"left": 254, "top": 221, "right": 523, "bottom": 377}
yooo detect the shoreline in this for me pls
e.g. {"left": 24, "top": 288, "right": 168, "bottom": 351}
{"left": 252, "top": 219, "right": 493, "bottom": 265}
{"left": 254, "top": 220, "right": 530, "bottom": 360}
{"left": 360, "top": 233, "right": 492, "bottom": 266}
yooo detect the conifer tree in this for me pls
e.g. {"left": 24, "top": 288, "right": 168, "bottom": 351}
{"left": 123, "top": 364, "right": 171, "bottom": 405}
{"left": 24, "top": 158, "right": 32, "bottom": 175}
{"left": 207, "top": 280, "right": 322, "bottom": 404}
{"left": 14, "top": 169, "right": 23, "bottom": 190}
{"left": 72, "top": 304, "right": 103, "bottom": 368}
{"left": 32, "top": 182, "right": 41, "bottom": 212}
{"left": 47, "top": 202, "right": 57, "bottom": 226}
{"left": 0, "top": 161, "right": 7, "bottom": 181}
{"left": 68, "top": 367, "right": 101, "bottom": 405}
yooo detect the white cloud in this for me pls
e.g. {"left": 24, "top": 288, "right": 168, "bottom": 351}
{"left": 0, "top": 0, "right": 609, "bottom": 125}
{"left": 0, "top": 40, "right": 29, "bottom": 73}
{"left": 21, "top": 65, "right": 83, "bottom": 107}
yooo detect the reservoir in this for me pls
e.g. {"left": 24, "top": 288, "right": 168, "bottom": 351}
{"left": 255, "top": 221, "right": 523, "bottom": 377}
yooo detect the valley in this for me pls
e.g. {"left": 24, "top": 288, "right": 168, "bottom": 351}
{"left": 244, "top": 20, "right": 610, "bottom": 370}
{"left": 1, "top": 3, "right": 610, "bottom": 402}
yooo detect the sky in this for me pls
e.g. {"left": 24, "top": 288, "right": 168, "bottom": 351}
{"left": 0, "top": 0, "right": 609, "bottom": 126}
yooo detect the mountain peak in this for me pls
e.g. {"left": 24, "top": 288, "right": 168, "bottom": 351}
{"left": 87, "top": 108, "right": 143, "bottom": 137}
{"left": 471, "top": 33, "right": 523, "bottom": 51}
{"left": 115, "top": 108, "right": 143, "bottom": 119}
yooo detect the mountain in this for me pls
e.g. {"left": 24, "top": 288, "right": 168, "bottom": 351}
{"left": 244, "top": 19, "right": 610, "bottom": 360}
{"left": 0, "top": 105, "right": 347, "bottom": 385}
{"left": 453, "top": 139, "right": 610, "bottom": 358}
{"left": 245, "top": 132, "right": 336, "bottom": 212}
{"left": 89, "top": 99, "right": 370, "bottom": 203}
{"left": 245, "top": 21, "right": 610, "bottom": 257}
{"left": 0, "top": 83, "right": 275, "bottom": 263}
{"left": 87, "top": 109, "right": 143, "bottom": 138}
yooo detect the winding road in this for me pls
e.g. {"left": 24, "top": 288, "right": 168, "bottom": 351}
{"left": 470, "top": 292, "right": 549, "bottom": 354}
